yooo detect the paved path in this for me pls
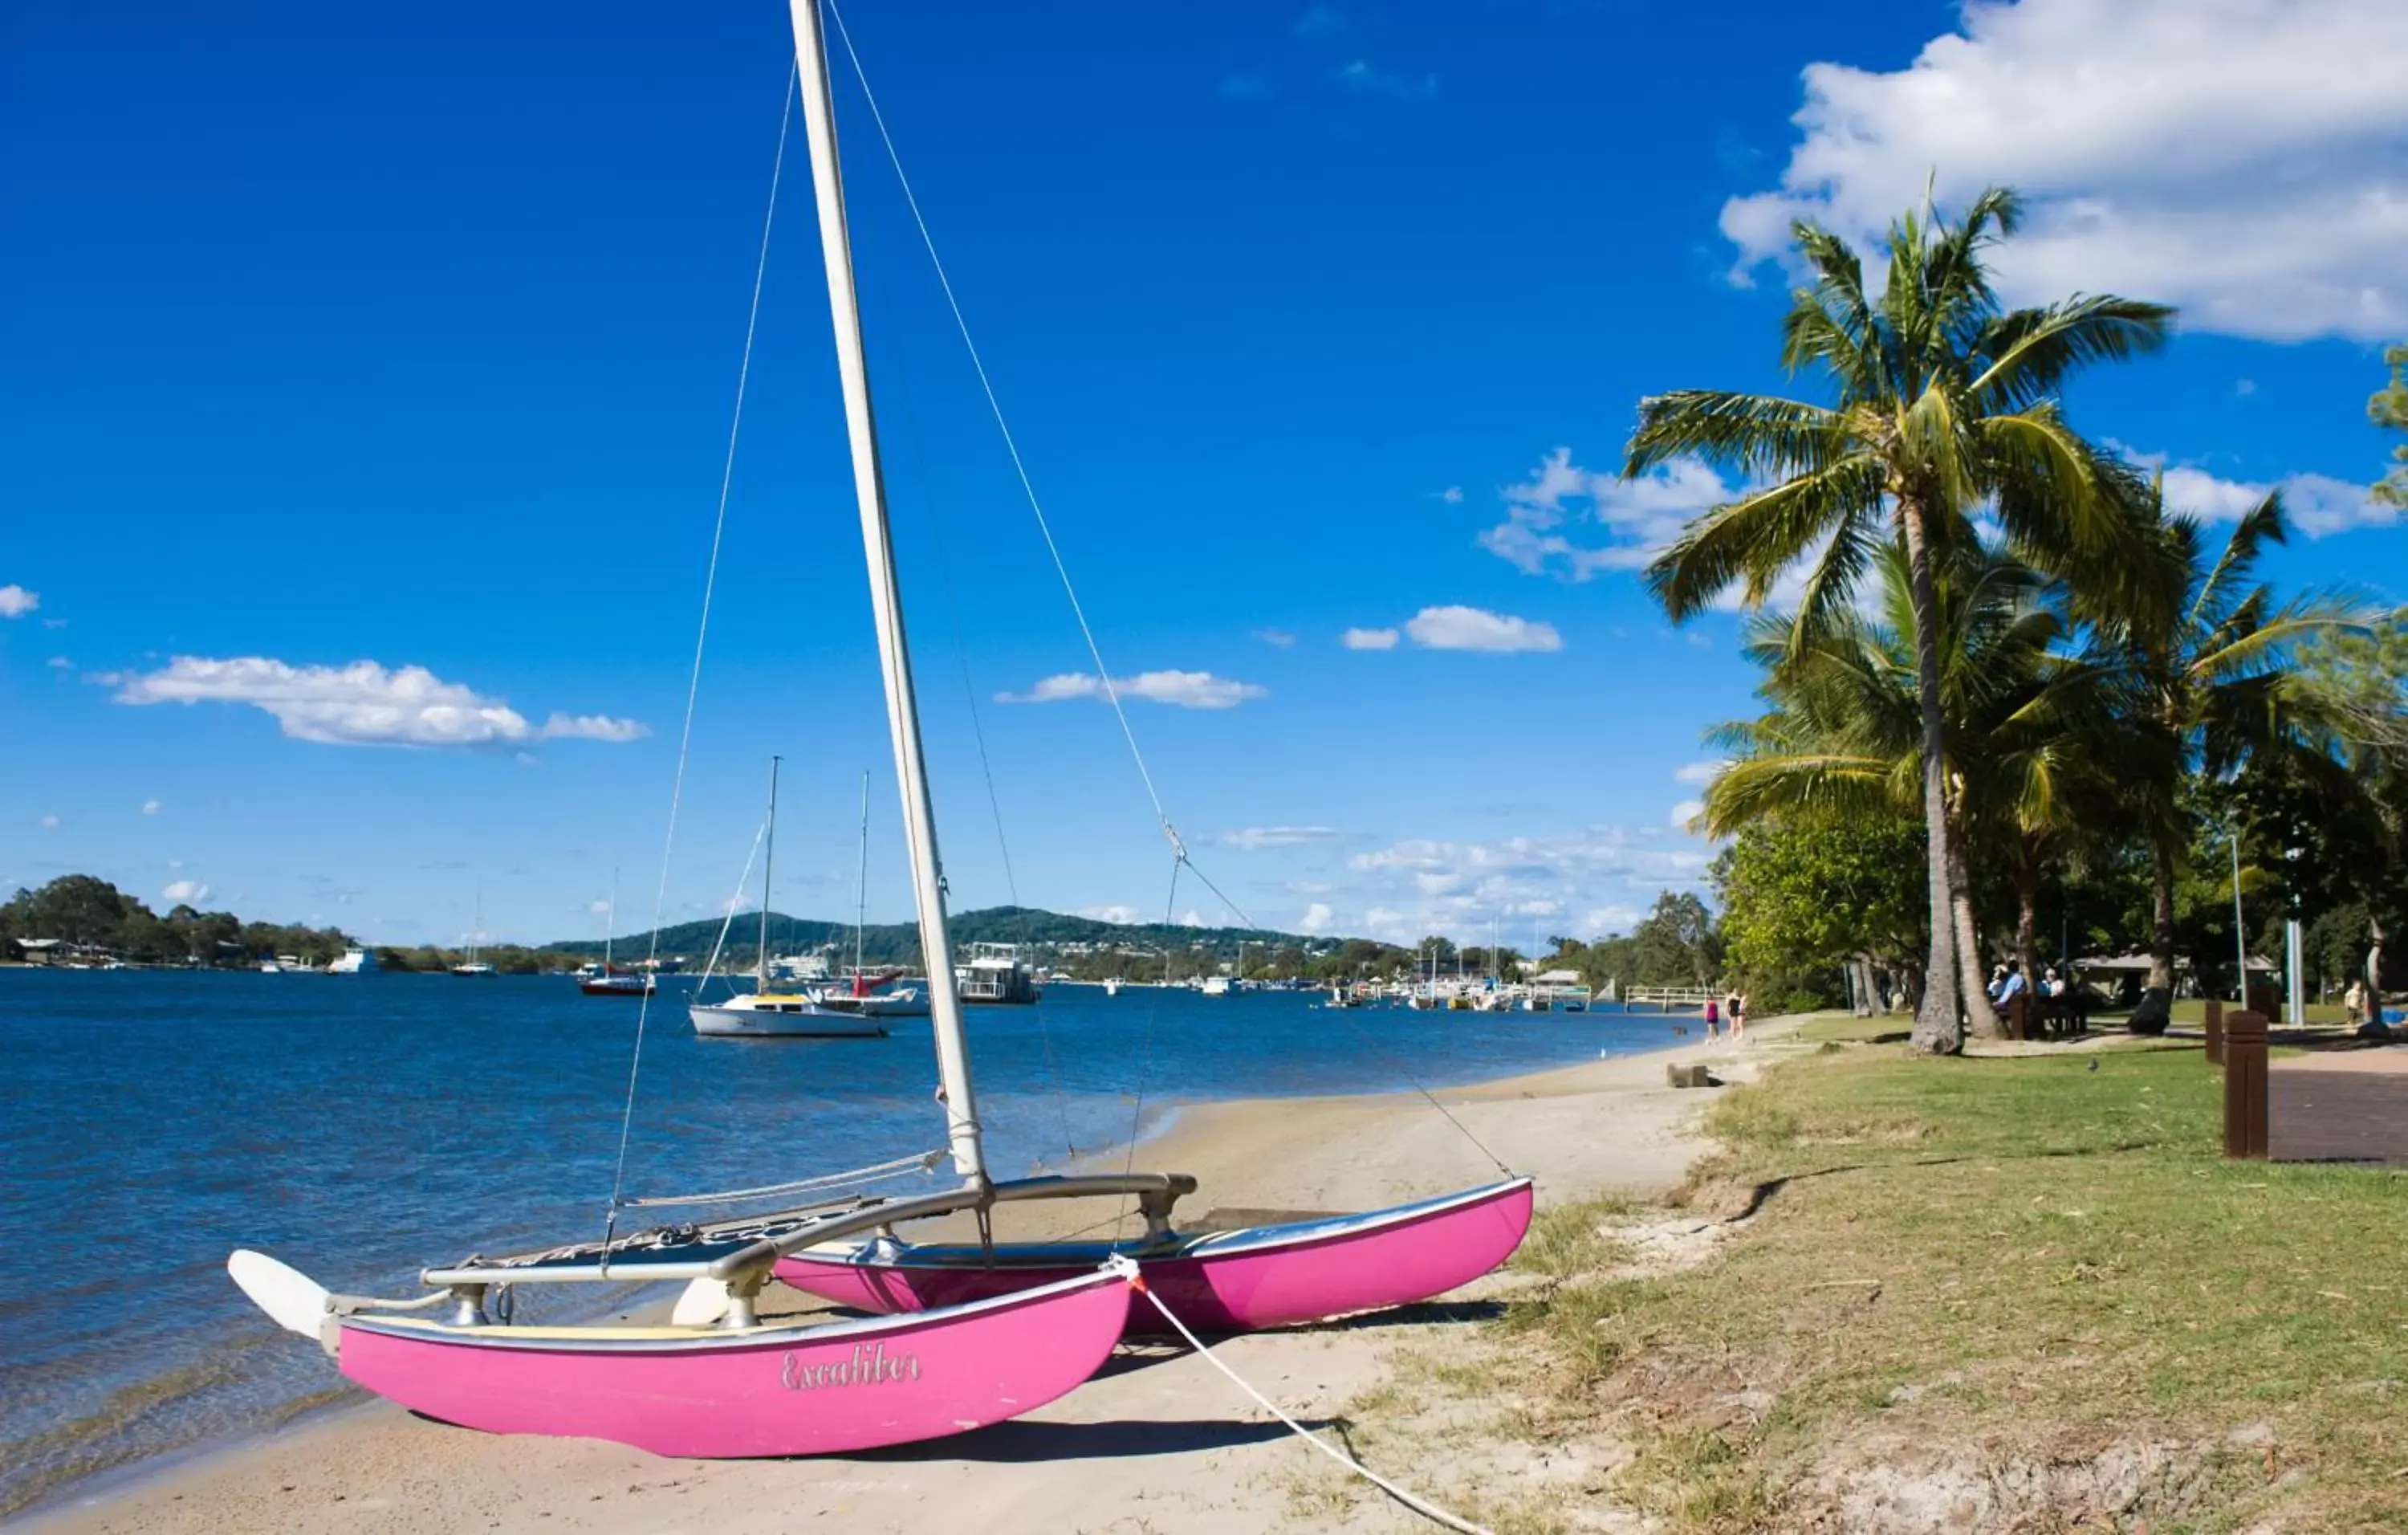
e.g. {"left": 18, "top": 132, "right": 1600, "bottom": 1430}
{"left": 2271, "top": 1044, "right": 2408, "bottom": 1164}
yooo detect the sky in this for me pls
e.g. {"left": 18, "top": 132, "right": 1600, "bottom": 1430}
{"left": 3, "top": 0, "right": 2405, "bottom": 955}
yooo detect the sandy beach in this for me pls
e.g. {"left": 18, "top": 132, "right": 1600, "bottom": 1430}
{"left": 22, "top": 1016, "right": 1786, "bottom": 1534}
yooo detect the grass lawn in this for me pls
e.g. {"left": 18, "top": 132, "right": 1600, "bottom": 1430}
{"left": 1472, "top": 1038, "right": 2408, "bottom": 1533}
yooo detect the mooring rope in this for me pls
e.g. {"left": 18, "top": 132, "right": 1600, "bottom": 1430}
{"left": 604, "top": 63, "right": 799, "bottom": 1240}
{"left": 1127, "top": 1271, "right": 1495, "bottom": 1535}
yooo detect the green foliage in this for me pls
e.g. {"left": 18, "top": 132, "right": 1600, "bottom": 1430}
{"left": 1714, "top": 813, "right": 1926, "bottom": 999}
{"left": 0, "top": 875, "right": 354, "bottom": 966}
{"left": 2373, "top": 341, "right": 2408, "bottom": 508}
{"left": 1548, "top": 890, "right": 1725, "bottom": 995}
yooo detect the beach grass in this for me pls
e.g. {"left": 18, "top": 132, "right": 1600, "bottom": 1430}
{"left": 1475, "top": 1039, "right": 2408, "bottom": 1532}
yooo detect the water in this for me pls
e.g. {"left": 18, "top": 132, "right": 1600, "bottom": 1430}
{"left": 0, "top": 969, "right": 1682, "bottom": 1513}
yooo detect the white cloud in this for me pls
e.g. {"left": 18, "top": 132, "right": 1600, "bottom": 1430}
{"left": 162, "top": 879, "right": 210, "bottom": 904}
{"left": 1219, "top": 825, "right": 1350, "bottom": 851}
{"left": 2121, "top": 448, "right": 2400, "bottom": 537}
{"left": 1299, "top": 901, "right": 1335, "bottom": 934}
{"left": 1341, "top": 627, "right": 1400, "bottom": 651}
{"left": 995, "top": 670, "right": 1267, "bottom": 709}
{"left": 141, "top": 799, "right": 163, "bottom": 816}
{"left": 1077, "top": 904, "right": 1143, "bottom": 925}
{"left": 47, "top": 657, "right": 71, "bottom": 670}
{"left": 1479, "top": 447, "right": 1743, "bottom": 583}
{"left": 0, "top": 584, "right": 38, "bottom": 618}
{"left": 1674, "top": 761, "right": 1723, "bottom": 787}
{"left": 1720, "top": 0, "right": 2408, "bottom": 342}
{"left": 1584, "top": 905, "right": 1642, "bottom": 935}
{"left": 586, "top": 898, "right": 612, "bottom": 915}
{"left": 1479, "top": 448, "right": 1844, "bottom": 613}
{"left": 1251, "top": 628, "right": 1296, "bottom": 648}
{"left": 2235, "top": 378, "right": 2258, "bottom": 398}
{"left": 1437, "top": 486, "right": 1465, "bottom": 503}
{"left": 1403, "top": 605, "right": 1562, "bottom": 654}
{"left": 1670, "top": 799, "right": 1706, "bottom": 829}
{"left": 108, "top": 657, "right": 649, "bottom": 749}
{"left": 38, "top": 814, "right": 59, "bottom": 829}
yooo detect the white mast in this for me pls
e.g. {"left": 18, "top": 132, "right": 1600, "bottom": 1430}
{"left": 758, "top": 755, "right": 782, "bottom": 995}
{"left": 788, "top": 0, "right": 984, "bottom": 1181}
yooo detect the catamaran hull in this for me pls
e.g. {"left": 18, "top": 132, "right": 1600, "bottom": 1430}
{"left": 775, "top": 1178, "right": 1533, "bottom": 1335}
{"left": 335, "top": 1268, "right": 1129, "bottom": 1457}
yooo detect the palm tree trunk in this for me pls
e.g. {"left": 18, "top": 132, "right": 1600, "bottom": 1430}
{"left": 1900, "top": 496, "right": 1963, "bottom": 1054}
{"left": 1950, "top": 834, "right": 2003, "bottom": 1040}
{"left": 2142, "top": 833, "right": 2178, "bottom": 1032}
{"left": 2013, "top": 853, "right": 2041, "bottom": 990}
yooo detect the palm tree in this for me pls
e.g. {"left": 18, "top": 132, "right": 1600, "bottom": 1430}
{"left": 1629, "top": 186, "right": 2171, "bottom": 1053}
{"left": 2086, "top": 487, "right": 2375, "bottom": 1024}
{"left": 1700, "top": 538, "right": 2118, "bottom": 1036}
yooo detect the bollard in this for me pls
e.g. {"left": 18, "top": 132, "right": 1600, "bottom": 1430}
{"left": 2223, "top": 1009, "right": 2268, "bottom": 1158}
{"left": 2204, "top": 998, "right": 2224, "bottom": 1066}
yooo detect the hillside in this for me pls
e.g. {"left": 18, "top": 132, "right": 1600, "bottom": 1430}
{"left": 548, "top": 905, "right": 1336, "bottom": 967}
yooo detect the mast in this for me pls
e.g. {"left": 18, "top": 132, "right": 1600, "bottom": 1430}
{"left": 852, "top": 769, "right": 870, "bottom": 983}
{"left": 788, "top": 0, "right": 985, "bottom": 1181}
{"left": 758, "top": 755, "right": 782, "bottom": 995}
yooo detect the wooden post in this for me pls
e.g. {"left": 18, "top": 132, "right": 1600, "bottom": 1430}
{"left": 2203, "top": 997, "right": 2224, "bottom": 1066}
{"left": 2223, "top": 1009, "right": 2268, "bottom": 1159}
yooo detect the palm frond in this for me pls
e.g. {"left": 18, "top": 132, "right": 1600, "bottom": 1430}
{"left": 1625, "top": 390, "right": 1851, "bottom": 479}
{"left": 1643, "top": 454, "right": 1885, "bottom": 620}
{"left": 1969, "top": 294, "right": 2175, "bottom": 410}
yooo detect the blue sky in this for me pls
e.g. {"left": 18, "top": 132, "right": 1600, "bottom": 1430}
{"left": 4, "top": 0, "right": 2403, "bottom": 952}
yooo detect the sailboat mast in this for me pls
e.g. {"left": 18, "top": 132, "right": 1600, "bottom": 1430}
{"left": 758, "top": 755, "right": 782, "bottom": 994}
{"left": 852, "top": 768, "right": 869, "bottom": 981}
{"left": 787, "top": 0, "right": 985, "bottom": 1181}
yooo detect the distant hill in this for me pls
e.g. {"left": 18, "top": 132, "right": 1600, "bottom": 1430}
{"left": 547, "top": 905, "right": 1337, "bottom": 967}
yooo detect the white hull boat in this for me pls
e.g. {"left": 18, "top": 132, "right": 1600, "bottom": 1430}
{"left": 692, "top": 991, "right": 887, "bottom": 1039}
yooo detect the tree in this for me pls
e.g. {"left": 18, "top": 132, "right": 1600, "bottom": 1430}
{"left": 2373, "top": 344, "right": 2408, "bottom": 508}
{"left": 1714, "top": 812, "right": 1927, "bottom": 1008}
{"left": 1629, "top": 186, "right": 2170, "bottom": 1053}
{"left": 2083, "top": 487, "right": 2373, "bottom": 1024}
{"left": 1701, "top": 536, "right": 2121, "bottom": 1036}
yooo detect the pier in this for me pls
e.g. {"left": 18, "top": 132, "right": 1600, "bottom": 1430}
{"left": 1621, "top": 984, "right": 1717, "bottom": 1012}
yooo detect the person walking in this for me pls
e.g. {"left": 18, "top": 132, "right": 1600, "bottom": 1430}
{"left": 1702, "top": 994, "right": 1720, "bottom": 1040}
{"left": 2345, "top": 977, "right": 2368, "bottom": 1030}
{"left": 1730, "top": 991, "right": 1747, "bottom": 1042}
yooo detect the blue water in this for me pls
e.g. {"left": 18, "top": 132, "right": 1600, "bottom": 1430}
{"left": 0, "top": 970, "right": 1686, "bottom": 1513}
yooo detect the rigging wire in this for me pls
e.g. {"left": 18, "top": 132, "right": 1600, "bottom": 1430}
{"left": 822, "top": 0, "right": 1252, "bottom": 928}
{"left": 821, "top": 0, "right": 1511, "bottom": 1184}
{"left": 604, "top": 62, "right": 800, "bottom": 1240}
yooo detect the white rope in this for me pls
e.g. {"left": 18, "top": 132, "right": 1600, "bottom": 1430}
{"left": 606, "top": 63, "right": 799, "bottom": 1225}
{"left": 820, "top": 0, "right": 1182, "bottom": 858}
{"left": 628, "top": 1149, "right": 945, "bottom": 1208}
{"left": 1129, "top": 1278, "right": 1495, "bottom": 1535}
{"left": 696, "top": 814, "right": 771, "bottom": 989}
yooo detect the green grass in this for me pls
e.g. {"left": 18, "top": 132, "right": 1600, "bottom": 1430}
{"left": 1487, "top": 1042, "right": 2408, "bottom": 1533}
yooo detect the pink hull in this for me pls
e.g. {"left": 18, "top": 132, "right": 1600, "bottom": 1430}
{"left": 338, "top": 1268, "right": 1129, "bottom": 1457}
{"left": 776, "top": 1178, "right": 1533, "bottom": 1335}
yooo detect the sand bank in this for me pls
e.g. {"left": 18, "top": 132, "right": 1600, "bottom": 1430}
{"left": 26, "top": 1015, "right": 1789, "bottom": 1534}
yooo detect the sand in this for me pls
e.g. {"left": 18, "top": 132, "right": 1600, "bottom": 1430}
{"left": 22, "top": 1014, "right": 1790, "bottom": 1534}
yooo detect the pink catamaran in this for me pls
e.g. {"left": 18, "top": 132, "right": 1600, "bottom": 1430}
{"left": 229, "top": 0, "right": 1531, "bottom": 1460}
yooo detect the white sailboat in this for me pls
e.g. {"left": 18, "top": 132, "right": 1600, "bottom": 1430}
{"left": 450, "top": 894, "right": 496, "bottom": 976}
{"left": 690, "top": 756, "right": 883, "bottom": 1039}
{"left": 806, "top": 770, "right": 929, "bottom": 1020}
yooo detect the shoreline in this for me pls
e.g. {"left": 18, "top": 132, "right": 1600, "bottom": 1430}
{"left": 20, "top": 1012, "right": 1783, "bottom": 1533}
